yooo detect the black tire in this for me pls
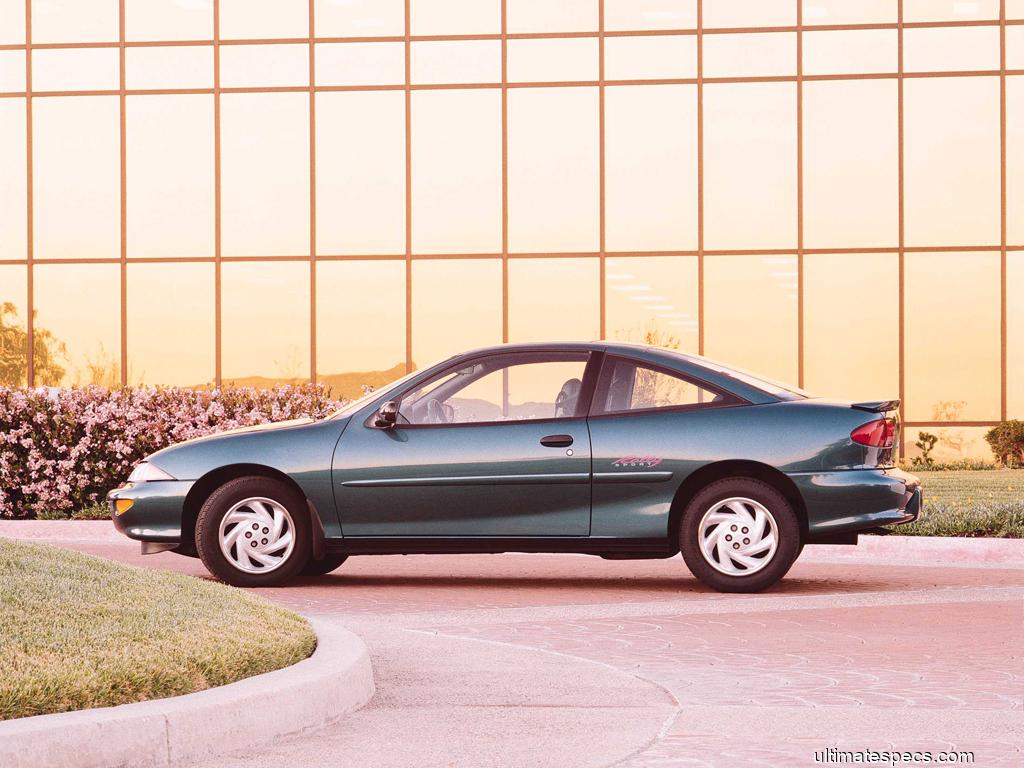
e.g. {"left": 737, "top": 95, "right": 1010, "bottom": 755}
{"left": 195, "top": 476, "right": 311, "bottom": 587}
{"left": 679, "top": 477, "right": 801, "bottom": 593}
{"left": 301, "top": 554, "right": 349, "bottom": 577}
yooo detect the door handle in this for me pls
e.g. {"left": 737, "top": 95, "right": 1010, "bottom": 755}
{"left": 540, "top": 434, "right": 574, "bottom": 448}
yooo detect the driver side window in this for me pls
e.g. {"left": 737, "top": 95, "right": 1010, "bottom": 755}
{"left": 399, "top": 353, "right": 589, "bottom": 425}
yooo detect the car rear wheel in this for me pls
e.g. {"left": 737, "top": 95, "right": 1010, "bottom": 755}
{"left": 195, "top": 476, "right": 311, "bottom": 587}
{"left": 301, "top": 554, "right": 349, "bottom": 577}
{"left": 679, "top": 477, "right": 801, "bottom": 593}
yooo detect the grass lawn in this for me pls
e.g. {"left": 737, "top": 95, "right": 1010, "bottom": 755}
{"left": 899, "top": 468, "right": 1024, "bottom": 538}
{"left": 0, "top": 539, "right": 316, "bottom": 721}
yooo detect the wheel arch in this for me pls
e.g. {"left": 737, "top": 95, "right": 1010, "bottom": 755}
{"left": 667, "top": 460, "right": 808, "bottom": 548}
{"left": 181, "top": 463, "right": 326, "bottom": 558}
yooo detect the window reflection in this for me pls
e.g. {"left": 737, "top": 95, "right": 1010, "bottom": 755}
{"left": 508, "top": 258, "right": 599, "bottom": 343}
{"left": 605, "top": 85, "right": 697, "bottom": 251}
{"left": 507, "top": 0, "right": 597, "bottom": 33}
{"left": 315, "top": 43, "right": 404, "bottom": 86}
{"left": 702, "top": 33, "right": 796, "bottom": 78}
{"left": 604, "top": 36, "right": 696, "bottom": 80}
{"left": 802, "top": 30, "right": 896, "bottom": 76}
{"left": 33, "top": 96, "right": 120, "bottom": 260}
{"left": 127, "top": 95, "right": 214, "bottom": 258}
{"left": 411, "top": 260, "right": 502, "bottom": 368}
{"left": 905, "top": 427, "right": 994, "bottom": 462}
{"left": 1008, "top": 77, "right": 1024, "bottom": 245}
{"left": 507, "top": 38, "right": 597, "bottom": 83}
{"left": 604, "top": 0, "right": 697, "bottom": 31}
{"left": 125, "top": 0, "right": 212, "bottom": 41}
{"left": 605, "top": 256, "right": 699, "bottom": 354}
{"left": 127, "top": 263, "right": 214, "bottom": 387}
{"left": 903, "top": 27, "right": 999, "bottom": 74}
{"left": 316, "top": 260, "right": 406, "bottom": 399}
{"left": 801, "top": 1, "right": 896, "bottom": 25}
{"left": 317, "top": 92, "right": 405, "bottom": 254}
{"left": 411, "top": 41, "right": 500, "bottom": 85}
{"left": 32, "top": 48, "right": 119, "bottom": 92}
{"left": 0, "top": 265, "right": 28, "bottom": 386}
{"left": 905, "top": 253, "right": 1000, "bottom": 421}
{"left": 219, "top": 44, "right": 309, "bottom": 88}
{"left": 508, "top": 87, "right": 598, "bottom": 252}
{"left": 31, "top": 0, "right": 118, "bottom": 44}
{"left": 410, "top": 0, "right": 499, "bottom": 35}
{"left": 0, "top": 0, "right": 25, "bottom": 45}
{"left": 1009, "top": 253, "right": 1024, "bottom": 419}
{"left": 804, "top": 254, "right": 898, "bottom": 402}
{"left": 221, "top": 262, "right": 310, "bottom": 386}
{"left": 33, "top": 264, "right": 120, "bottom": 387}
{"left": 704, "top": 255, "right": 798, "bottom": 385}
{"left": 703, "top": 0, "right": 794, "bottom": 28}
{"left": 411, "top": 90, "right": 501, "bottom": 253}
{"left": 315, "top": 0, "right": 404, "bottom": 37}
{"left": 0, "top": 50, "right": 25, "bottom": 92}
{"left": 219, "top": 0, "right": 308, "bottom": 39}
{"left": 904, "top": 77, "right": 999, "bottom": 247}
{"left": 0, "top": 99, "right": 26, "bottom": 260}
{"left": 803, "top": 80, "right": 897, "bottom": 248}
{"left": 703, "top": 83, "right": 796, "bottom": 249}
{"left": 220, "top": 93, "right": 309, "bottom": 256}
{"left": 126, "top": 46, "right": 213, "bottom": 90}
{"left": 903, "top": 0, "right": 999, "bottom": 22}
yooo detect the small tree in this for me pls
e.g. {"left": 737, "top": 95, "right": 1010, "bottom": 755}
{"left": 913, "top": 432, "right": 939, "bottom": 466}
{"left": 0, "top": 303, "right": 67, "bottom": 386}
{"left": 985, "top": 420, "right": 1024, "bottom": 467}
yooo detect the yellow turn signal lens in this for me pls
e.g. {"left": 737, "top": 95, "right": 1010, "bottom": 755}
{"left": 115, "top": 499, "right": 135, "bottom": 515}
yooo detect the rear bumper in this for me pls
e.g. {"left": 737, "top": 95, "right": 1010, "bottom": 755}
{"left": 791, "top": 467, "right": 921, "bottom": 541}
{"left": 107, "top": 480, "right": 192, "bottom": 543}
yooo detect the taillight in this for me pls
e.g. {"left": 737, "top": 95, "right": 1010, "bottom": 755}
{"left": 851, "top": 418, "right": 896, "bottom": 448}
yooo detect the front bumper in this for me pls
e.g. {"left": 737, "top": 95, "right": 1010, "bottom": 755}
{"left": 791, "top": 467, "right": 921, "bottom": 541}
{"left": 107, "top": 480, "right": 193, "bottom": 543}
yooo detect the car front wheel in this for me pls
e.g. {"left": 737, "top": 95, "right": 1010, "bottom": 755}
{"left": 679, "top": 477, "right": 801, "bottom": 593}
{"left": 195, "top": 476, "right": 311, "bottom": 587}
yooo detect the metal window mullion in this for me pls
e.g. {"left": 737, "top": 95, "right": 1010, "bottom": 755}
{"left": 501, "top": 0, "right": 509, "bottom": 344}
{"left": 404, "top": 0, "right": 412, "bottom": 372}
{"left": 24, "top": 0, "right": 33, "bottom": 387}
{"left": 119, "top": 0, "right": 127, "bottom": 387}
{"left": 309, "top": 0, "right": 317, "bottom": 384}
{"left": 796, "top": 0, "right": 804, "bottom": 390}
{"left": 214, "top": 0, "right": 222, "bottom": 387}
{"left": 697, "top": 0, "right": 704, "bottom": 356}
{"left": 598, "top": 0, "right": 606, "bottom": 340}
{"left": 897, "top": 0, "right": 906, "bottom": 457}
{"left": 1000, "top": 0, "right": 1008, "bottom": 421}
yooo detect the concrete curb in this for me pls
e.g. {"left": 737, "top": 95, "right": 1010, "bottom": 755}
{"left": 804, "top": 534, "right": 1024, "bottom": 567}
{"left": 0, "top": 619, "right": 374, "bottom": 768}
{"left": 0, "top": 520, "right": 122, "bottom": 543}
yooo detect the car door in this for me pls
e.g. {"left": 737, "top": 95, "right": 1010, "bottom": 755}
{"left": 332, "top": 350, "right": 596, "bottom": 537}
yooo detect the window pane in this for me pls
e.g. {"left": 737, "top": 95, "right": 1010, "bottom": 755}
{"left": 219, "top": 0, "right": 308, "bottom": 39}
{"left": 506, "top": 38, "right": 597, "bottom": 83}
{"left": 127, "top": 263, "right": 214, "bottom": 386}
{"left": 221, "top": 262, "right": 310, "bottom": 385}
{"left": 903, "top": 27, "right": 999, "bottom": 74}
{"left": 508, "top": 87, "right": 598, "bottom": 251}
{"left": 315, "top": 0, "right": 404, "bottom": 36}
{"left": 315, "top": 42, "right": 404, "bottom": 86}
{"left": 704, "top": 255, "right": 798, "bottom": 385}
{"left": 905, "top": 426, "right": 994, "bottom": 462}
{"left": 410, "top": 41, "right": 500, "bottom": 85}
{"left": 507, "top": 0, "right": 597, "bottom": 32}
{"left": 0, "top": 99, "right": 26, "bottom": 260}
{"left": 32, "top": 48, "right": 119, "bottom": 91}
{"left": 605, "top": 86, "right": 697, "bottom": 251}
{"left": 0, "top": 265, "right": 27, "bottom": 386}
{"left": 903, "top": 0, "right": 999, "bottom": 22}
{"left": 316, "top": 261, "right": 406, "bottom": 398}
{"left": 904, "top": 252, "right": 1000, "bottom": 421}
{"left": 597, "top": 358, "right": 717, "bottom": 414}
{"left": 0, "top": 0, "right": 25, "bottom": 45}
{"left": 0, "top": 50, "right": 26, "bottom": 91}
{"left": 1010, "top": 77, "right": 1024, "bottom": 245}
{"left": 703, "top": 0, "right": 795, "bottom": 28}
{"left": 604, "top": 35, "right": 696, "bottom": 80}
{"left": 412, "top": 90, "right": 501, "bottom": 253}
{"left": 221, "top": 93, "right": 309, "bottom": 256}
{"left": 703, "top": 83, "right": 796, "bottom": 249}
{"left": 605, "top": 256, "right": 699, "bottom": 353}
{"left": 31, "top": 0, "right": 118, "bottom": 44}
{"left": 125, "top": 0, "right": 213, "bottom": 41}
{"left": 1010, "top": 25, "right": 1024, "bottom": 71}
{"left": 803, "top": 80, "right": 897, "bottom": 248}
{"left": 803, "top": 254, "right": 898, "bottom": 402}
{"left": 1010, "top": 0, "right": 1024, "bottom": 19}
{"left": 33, "top": 96, "right": 120, "bottom": 259}
{"left": 801, "top": 1, "right": 896, "bottom": 25}
{"left": 605, "top": 0, "right": 697, "bottom": 31}
{"left": 411, "top": 259, "right": 502, "bottom": 367}
{"left": 33, "top": 264, "right": 120, "bottom": 387}
{"left": 220, "top": 44, "right": 309, "bottom": 88}
{"left": 126, "top": 95, "right": 214, "bottom": 258}
{"left": 317, "top": 91, "right": 405, "bottom": 254}
{"left": 410, "top": 0, "right": 500, "bottom": 35}
{"left": 508, "top": 258, "right": 599, "bottom": 342}
{"left": 702, "top": 33, "right": 796, "bottom": 78}
{"left": 1009, "top": 253, "right": 1024, "bottom": 419}
{"left": 802, "top": 30, "right": 897, "bottom": 76}
{"left": 904, "top": 77, "right": 999, "bottom": 247}
{"left": 126, "top": 46, "right": 214, "bottom": 90}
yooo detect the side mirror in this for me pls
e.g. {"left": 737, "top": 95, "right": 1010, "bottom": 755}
{"left": 374, "top": 400, "right": 398, "bottom": 429}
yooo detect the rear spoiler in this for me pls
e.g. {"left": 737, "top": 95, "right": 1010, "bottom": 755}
{"left": 851, "top": 399, "right": 900, "bottom": 413}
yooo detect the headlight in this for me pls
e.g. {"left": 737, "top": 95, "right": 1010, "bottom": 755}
{"left": 128, "top": 462, "right": 176, "bottom": 483}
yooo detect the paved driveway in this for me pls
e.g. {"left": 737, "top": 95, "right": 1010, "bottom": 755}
{"left": 24, "top": 535, "right": 1024, "bottom": 767}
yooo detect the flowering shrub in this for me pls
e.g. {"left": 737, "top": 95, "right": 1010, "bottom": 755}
{"left": 0, "top": 385, "right": 346, "bottom": 519}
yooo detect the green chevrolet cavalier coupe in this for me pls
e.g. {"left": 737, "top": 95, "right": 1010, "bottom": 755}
{"left": 109, "top": 342, "right": 921, "bottom": 593}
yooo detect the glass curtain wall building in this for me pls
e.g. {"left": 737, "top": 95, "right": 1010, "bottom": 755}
{"left": 1, "top": 0, "right": 1022, "bottom": 459}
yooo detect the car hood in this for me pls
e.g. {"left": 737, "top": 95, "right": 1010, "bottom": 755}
{"left": 148, "top": 417, "right": 319, "bottom": 458}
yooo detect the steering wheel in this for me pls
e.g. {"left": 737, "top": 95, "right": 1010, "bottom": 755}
{"left": 426, "top": 398, "right": 450, "bottom": 424}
